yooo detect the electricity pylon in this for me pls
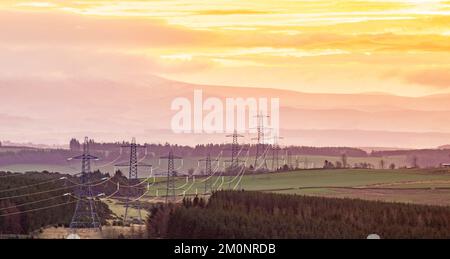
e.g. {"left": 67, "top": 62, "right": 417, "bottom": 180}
{"left": 271, "top": 134, "right": 283, "bottom": 171}
{"left": 69, "top": 137, "right": 101, "bottom": 231}
{"left": 252, "top": 112, "right": 270, "bottom": 171}
{"left": 160, "top": 151, "right": 182, "bottom": 203}
{"left": 115, "top": 138, "right": 151, "bottom": 224}
{"left": 198, "top": 153, "right": 219, "bottom": 194}
{"left": 225, "top": 130, "right": 246, "bottom": 189}
{"left": 285, "top": 148, "right": 292, "bottom": 169}
{"left": 226, "top": 129, "right": 244, "bottom": 169}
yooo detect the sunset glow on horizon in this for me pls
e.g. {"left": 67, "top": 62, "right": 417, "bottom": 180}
{"left": 0, "top": 0, "right": 449, "bottom": 97}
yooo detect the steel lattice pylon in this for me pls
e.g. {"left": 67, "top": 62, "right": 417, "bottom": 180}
{"left": 228, "top": 130, "right": 244, "bottom": 168}
{"left": 271, "top": 134, "right": 283, "bottom": 171}
{"left": 69, "top": 137, "right": 101, "bottom": 231}
{"left": 253, "top": 113, "right": 270, "bottom": 171}
{"left": 286, "top": 149, "right": 292, "bottom": 169}
{"left": 160, "top": 151, "right": 182, "bottom": 203}
{"left": 271, "top": 145, "right": 281, "bottom": 171}
{"left": 115, "top": 137, "right": 151, "bottom": 224}
{"left": 199, "top": 153, "right": 219, "bottom": 193}
{"left": 225, "top": 129, "right": 245, "bottom": 189}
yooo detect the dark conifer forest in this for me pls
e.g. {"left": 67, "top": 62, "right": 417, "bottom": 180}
{"left": 0, "top": 171, "right": 112, "bottom": 235}
{"left": 148, "top": 191, "right": 450, "bottom": 239}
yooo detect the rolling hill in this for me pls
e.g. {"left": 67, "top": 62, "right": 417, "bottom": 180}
{"left": 1, "top": 75, "right": 450, "bottom": 147}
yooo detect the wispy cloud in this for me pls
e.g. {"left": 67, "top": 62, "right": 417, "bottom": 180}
{"left": 195, "top": 9, "right": 271, "bottom": 15}
{"left": 406, "top": 69, "right": 450, "bottom": 89}
{"left": 0, "top": 1, "right": 450, "bottom": 96}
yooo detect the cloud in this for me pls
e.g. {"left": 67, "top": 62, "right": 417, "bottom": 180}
{"left": 0, "top": 10, "right": 215, "bottom": 48}
{"left": 1, "top": 4, "right": 450, "bottom": 97}
{"left": 195, "top": 9, "right": 271, "bottom": 15}
{"left": 216, "top": 31, "right": 450, "bottom": 53}
{"left": 0, "top": 45, "right": 216, "bottom": 80}
{"left": 0, "top": 10, "right": 217, "bottom": 79}
{"left": 405, "top": 69, "right": 450, "bottom": 89}
{"left": 2, "top": 9, "right": 450, "bottom": 54}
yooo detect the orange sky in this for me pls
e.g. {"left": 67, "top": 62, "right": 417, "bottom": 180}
{"left": 0, "top": 0, "right": 450, "bottom": 96}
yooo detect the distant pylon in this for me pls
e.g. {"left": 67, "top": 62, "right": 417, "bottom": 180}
{"left": 115, "top": 137, "right": 151, "bottom": 224}
{"left": 253, "top": 112, "right": 270, "bottom": 171}
{"left": 160, "top": 151, "right": 182, "bottom": 203}
{"left": 69, "top": 137, "right": 101, "bottom": 231}
{"left": 225, "top": 130, "right": 246, "bottom": 189}
{"left": 226, "top": 129, "right": 244, "bottom": 168}
{"left": 198, "top": 153, "right": 219, "bottom": 194}
{"left": 285, "top": 148, "right": 292, "bottom": 169}
{"left": 271, "top": 134, "right": 283, "bottom": 171}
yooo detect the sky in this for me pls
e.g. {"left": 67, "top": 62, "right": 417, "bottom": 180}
{"left": 0, "top": 0, "right": 449, "bottom": 97}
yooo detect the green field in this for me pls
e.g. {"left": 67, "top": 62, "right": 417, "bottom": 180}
{"left": 103, "top": 198, "right": 148, "bottom": 222}
{"left": 2, "top": 157, "right": 448, "bottom": 209}
{"left": 139, "top": 168, "right": 450, "bottom": 207}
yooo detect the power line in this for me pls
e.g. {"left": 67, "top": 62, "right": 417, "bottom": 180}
{"left": 271, "top": 134, "right": 283, "bottom": 171}
{"left": 226, "top": 129, "right": 245, "bottom": 169}
{"left": 160, "top": 150, "right": 182, "bottom": 203}
{"left": 254, "top": 144, "right": 271, "bottom": 171}
{"left": 252, "top": 112, "right": 270, "bottom": 171}
{"left": 69, "top": 137, "right": 101, "bottom": 231}
{"left": 0, "top": 177, "right": 67, "bottom": 193}
{"left": 0, "top": 177, "right": 109, "bottom": 201}
{"left": 0, "top": 200, "right": 77, "bottom": 217}
{"left": 285, "top": 148, "right": 292, "bottom": 169}
{"left": 199, "top": 150, "right": 224, "bottom": 184}
{"left": 225, "top": 130, "right": 246, "bottom": 189}
{"left": 115, "top": 137, "right": 151, "bottom": 224}
{"left": 0, "top": 185, "right": 74, "bottom": 200}
{"left": 198, "top": 153, "right": 219, "bottom": 194}
{"left": 224, "top": 149, "right": 251, "bottom": 190}
{"left": 0, "top": 194, "right": 65, "bottom": 211}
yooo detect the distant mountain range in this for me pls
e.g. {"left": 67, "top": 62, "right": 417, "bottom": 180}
{"left": 1, "top": 75, "right": 450, "bottom": 148}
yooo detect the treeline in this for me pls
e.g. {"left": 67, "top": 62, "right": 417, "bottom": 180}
{"left": 371, "top": 149, "right": 450, "bottom": 168}
{"left": 0, "top": 149, "right": 74, "bottom": 166}
{"left": 2, "top": 140, "right": 449, "bottom": 168}
{"left": 0, "top": 148, "right": 123, "bottom": 167}
{"left": 0, "top": 142, "right": 369, "bottom": 167}
{"left": 284, "top": 146, "right": 367, "bottom": 157}
{"left": 0, "top": 171, "right": 112, "bottom": 235}
{"left": 147, "top": 191, "right": 450, "bottom": 239}
{"left": 72, "top": 139, "right": 369, "bottom": 157}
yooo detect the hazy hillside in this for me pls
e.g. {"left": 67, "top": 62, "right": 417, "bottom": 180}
{"left": 1, "top": 75, "right": 450, "bottom": 147}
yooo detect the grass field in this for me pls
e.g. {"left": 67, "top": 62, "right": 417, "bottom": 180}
{"left": 2, "top": 158, "right": 448, "bottom": 211}
{"left": 137, "top": 168, "right": 450, "bottom": 207}
{"left": 103, "top": 198, "right": 148, "bottom": 222}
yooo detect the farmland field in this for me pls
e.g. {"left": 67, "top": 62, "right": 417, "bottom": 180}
{"left": 138, "top": 168, "right": 450, "bottom": 207}
{"left": 2, "top": 157, "right": 448, "bottom": 207}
